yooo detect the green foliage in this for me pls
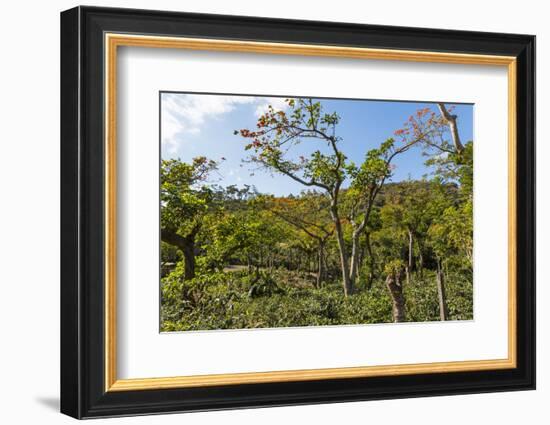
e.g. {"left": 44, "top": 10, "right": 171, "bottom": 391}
{"left": 404, "top": 270, "right": 473, "bottom": 322}
{"left": 161, "top": 268, "right": 472, "bottom": 331}
{"left": 384, "top": 259, "right": 405, "bottom": 275}
{"left": 428, "top": 199, "right": 473, "bottom": 266}
{"left": 160, "top": 157, "right": 219, "bottom": 236}
{"left": 161, "top": 100, "right": 474, "bottom": 330}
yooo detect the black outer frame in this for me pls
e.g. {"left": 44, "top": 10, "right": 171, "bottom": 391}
{"left": 60, "top": 5, "right": 536, "bottom": 419}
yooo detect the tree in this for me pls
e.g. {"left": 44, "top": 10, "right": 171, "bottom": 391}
{"left": 236, "top": 98, "right": 354, "bottom": 294}
{"left": 377, "top": 181, "right": 435, "bottom": 282}
{"left": 160, "top": 157, "right": 218, "bottom": 280}
{"left": 384, "top": 259, "right": 406, "bottom": 322}
{"left": 264, "top": 191, "right": 334, "bottom": 287}
{"left": 237, "top": 99, "right": 431, "bottom": 295}
{"left": 344, "top": 137, "right": 424, "bottom": 287}
{"left": 207, "top": 204, "right": 285, "bottom": 273}
{"left": 392, "top": 104, "right": 472, "bottom": 320}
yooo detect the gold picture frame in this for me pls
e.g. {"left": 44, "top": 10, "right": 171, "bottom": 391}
{"left": 61, "top": 6, "right": 534, "bottom": 419}
{"left": 104, "top": 33, "right": 517, "bottom": 392}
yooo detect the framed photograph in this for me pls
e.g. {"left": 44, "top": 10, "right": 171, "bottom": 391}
{"left": 60, "top": 6, "right": 535, "bottom": 419}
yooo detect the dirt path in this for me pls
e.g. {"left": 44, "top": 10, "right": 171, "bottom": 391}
{"left": 223, "top": 265, "right": 248, "bottom": 273}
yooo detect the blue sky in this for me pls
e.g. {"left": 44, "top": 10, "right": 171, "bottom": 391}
{"left": 161, "top": 92, "right": 473, "bottom": 196}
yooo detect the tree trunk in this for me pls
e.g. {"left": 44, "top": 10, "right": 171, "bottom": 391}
{"left": 161, "top": 228, "right": 197, "bottom": 280}
{"left": 408, "top": 229, "right": 414, "bottom": 271}
{"left": 316, "top": 242, "right": 325, "bottom": 288}
{"left": 322, "top": 250, "right": 329, "bottom": 280}
{"left": 356, "top": 245, "right": 366, "bottom": 283}
{"left": 331, "top": 206, "right": 352, "bottom": 296}
{"left": 349, "top": 229, "right": 362, "bottom": 285}
{"left": 385, "top": 269, "right": 406, "bottom": 323}
{"left": 182, "top": 241, "right": 195, "bottom": 280}
{"left": 417, "top": 238, "right": 424, "bottom": 278}
{"left": 405, "top": 229, "right": 413, "bottom": 285}
{"left": 436, "top": 260, "right": 449, "bottom": 321}
{"left": 365, "top": 231, "right": 375, "bottom": 289}
{"left": 437, "top": 103, "right": 464, "bottom": 154}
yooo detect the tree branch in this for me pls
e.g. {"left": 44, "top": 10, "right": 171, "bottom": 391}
{"left": 264, "top": 160, "right": 331, "bottom": 191}
{"left": 437, "top": 103, "right": 464, "bottom": 154}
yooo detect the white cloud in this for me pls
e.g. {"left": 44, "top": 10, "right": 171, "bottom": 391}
{"left": 254, "top": 97, "right": 290, "bottom": 117}
{"left": 161, "top": 94, "right": 293, "bottom": 155}
{"left": 161, "top": 93, "right": 256, "bottom": 154}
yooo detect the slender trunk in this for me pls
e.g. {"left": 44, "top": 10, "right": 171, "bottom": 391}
{"left": 408, "top": 229, "right": 414, "bottom": 271}
{"left": 316, "top": 242, "right": 325, "bottom": 288}
{"left": 436, "top": 260, "right": 449, "bottom": 321}
{"left": 417, "top": 238, "right": 424, "bottom": 278}
{"left": 405, "top": 229, "right": 413, "bottom": 285}
{"left": 322, "top": 250, "right": 329, "bottom": 280}
{"left": 365, "top": 231, "right": 374, "bottom": 289}
{"left": 357, "top": 245, "right": 365, "bottom": 283}
{"left": 349, "top": 229, "right": 362, "bottom": 285}
{"left": 385, "top": 269, "right": 406, "bottom": 323}
{"left": 331, "top": 206, "right": 352, "bottom": 296}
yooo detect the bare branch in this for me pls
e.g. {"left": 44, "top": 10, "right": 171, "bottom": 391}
{"left": 255, "top": 157, "right": 331, "bottom": 191}
{"left": 437, "top": 103, "right": 464, "bottom": 154}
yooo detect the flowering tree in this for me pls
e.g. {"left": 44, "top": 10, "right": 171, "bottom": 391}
{"left": 236, "top": 98, "right": 357, "bottom": 293}
{"left": 236, "top": 99, "right": 436, "bottom": 295}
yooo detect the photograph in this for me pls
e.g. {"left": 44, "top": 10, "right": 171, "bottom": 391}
{"left": 160, "top": 93, "right": 474, "bottom": 331}
{"left": 56, "top": 4, "right": 536, "bottom": 420}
